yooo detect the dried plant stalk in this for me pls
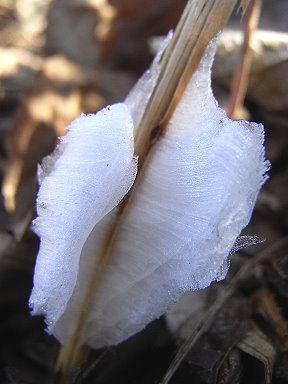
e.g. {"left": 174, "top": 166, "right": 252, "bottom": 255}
{"left": 56, "top": 0, "right": 245, "bottom": 377}
{"left": 134, "top": 0, "right": 241, "bottom": 166}
{"left": 227, "top": 0, "right": 262, "bottom": 118}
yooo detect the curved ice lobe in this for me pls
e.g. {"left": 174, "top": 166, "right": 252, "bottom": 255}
{"left": 29, "top": 103, "right": 137, "bottom": 330}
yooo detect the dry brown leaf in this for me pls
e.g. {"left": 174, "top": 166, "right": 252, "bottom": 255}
{"left": 238, "top": 322, "right": 277, "bottom": 384}
{"left": 255, "top": 286, "right": 288, "bottom": 351}
{"left": 2, "top": 56, "right": 106, "bottom": 214}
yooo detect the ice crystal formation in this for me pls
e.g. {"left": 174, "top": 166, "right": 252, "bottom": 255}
{"left": 29, "top": 38, "right": 269, "bottom": 348}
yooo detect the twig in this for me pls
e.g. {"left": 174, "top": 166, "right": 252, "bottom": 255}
{"left": 227, "top": 0, "right": 262, "bottom": 119}
{"left": 159, "top": 237, "right": 288, "bottom": 384}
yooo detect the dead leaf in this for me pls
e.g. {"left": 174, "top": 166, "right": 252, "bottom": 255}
{"left": 238, "top": 322, "right": 277, "bottom": 384}
{"left": 1, "top": 55, "right": 106, "bottom": 215}
{"left": 254, "top": 287, "right": 288, "bottom": 351}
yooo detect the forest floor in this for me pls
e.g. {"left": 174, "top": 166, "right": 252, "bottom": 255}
{"left": 0, "top": 1, "right": 288, "bottom": 383}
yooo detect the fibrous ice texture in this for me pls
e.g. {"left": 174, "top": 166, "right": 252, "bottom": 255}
{"left": 29, "top": 104, "right": 137, "bottom": 328}
{"left": 29, "top": 38, "right": 269, "bottom": 349}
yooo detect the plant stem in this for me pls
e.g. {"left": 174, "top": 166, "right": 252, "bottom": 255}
{"left": 227, "top": 0, "right": 262, "bottom": 119}
{"left": 57, "top": 0, "right": 244, "bottom": 378}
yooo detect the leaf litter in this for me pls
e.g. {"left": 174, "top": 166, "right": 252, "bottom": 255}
{"left": 0, "top": 1, "right": 288, "bottom": 383}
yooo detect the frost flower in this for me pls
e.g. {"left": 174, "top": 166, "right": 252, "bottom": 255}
{"left": 29, "top": 38, "right": 269, "bottom": 349}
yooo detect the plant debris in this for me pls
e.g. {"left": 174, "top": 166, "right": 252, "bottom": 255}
{"left": 0, "top": 1, "right": 287, "bottom": 383}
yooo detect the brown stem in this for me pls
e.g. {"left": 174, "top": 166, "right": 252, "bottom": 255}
{"left": 227, "top": 0, "right": 262, "bottom": 119}
{"left": 57, "top": 0, "right": 243, "bottom": 377}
